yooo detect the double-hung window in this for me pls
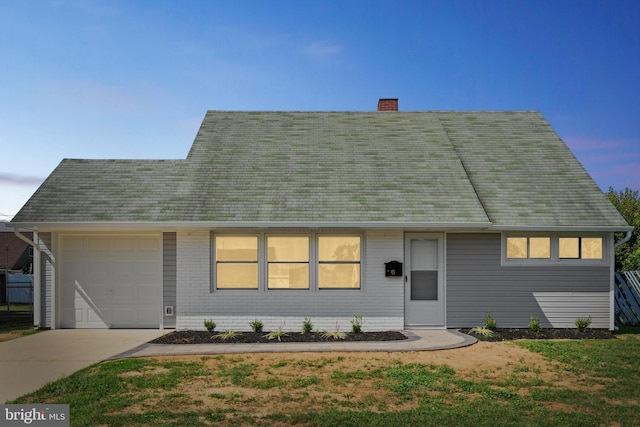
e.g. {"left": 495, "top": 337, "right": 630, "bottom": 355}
{"left": 213, "top": 233, "right": 362, "bottom": 290}
{"left": 318, "top": 236, "right": 361, "bottom": 289}
{"left": 267, "top": 236, "right": 309, "bottom": 289}
{"left": 215, "top": 236, "right": 259, "bottom": 289}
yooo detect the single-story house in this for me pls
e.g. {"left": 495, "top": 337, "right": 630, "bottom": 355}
{"left": 7, "top": 99, "right": 632, "bottom": 330}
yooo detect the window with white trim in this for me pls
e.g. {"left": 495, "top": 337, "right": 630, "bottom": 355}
{"left": 212, "top": 233, "right": 362, "bottom": 290}
{"left": 215, "top": 236, "right": 259, "bottom": 289}
{"left": 267, "top": 236, "right": 309, "bottom": 289}
{"left": 503, "top": 233, "right": 606, "bottom": 265}
{"left": 559, "top": 237, "right": 603, "bottom": 259}
{"left": 318, "top": 236, "right": 361, "bottom": 289}
{"left": 506, "top": 237, "right": 550, "bottom": 259}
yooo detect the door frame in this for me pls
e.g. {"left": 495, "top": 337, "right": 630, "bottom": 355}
{"left": 404, "top": 232, "right": 446, "bottom": 328}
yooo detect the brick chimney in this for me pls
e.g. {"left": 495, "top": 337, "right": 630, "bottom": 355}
{"left": 377, "top": 98, "right": 398, "bottom": 111}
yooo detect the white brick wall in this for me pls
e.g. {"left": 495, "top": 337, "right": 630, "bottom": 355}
{"left": 178, "top": 315, "right": 404, "bottom": 332}
{"left": 175, "top": 229, "right": 406, "bottom": 331}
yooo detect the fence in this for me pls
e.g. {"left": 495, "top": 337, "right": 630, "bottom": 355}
{"left": 615, "top": 270, "right": 640, "bottom": 326}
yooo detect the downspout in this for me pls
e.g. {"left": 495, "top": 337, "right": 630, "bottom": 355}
{"left": 614, "top": 230, "right": 633, "bottom": 249}
{"left": 8, "top": 226, "right": 43, "bottom": 329}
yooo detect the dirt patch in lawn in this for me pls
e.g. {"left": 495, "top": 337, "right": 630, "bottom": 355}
{"left": 117, "top": 341, "right": 588, "bottom": 420}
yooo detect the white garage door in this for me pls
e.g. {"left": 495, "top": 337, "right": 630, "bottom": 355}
{"left": 60, "top": 235, "right": 162, "bottom": 328}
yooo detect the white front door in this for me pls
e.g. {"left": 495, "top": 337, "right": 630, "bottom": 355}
{"left": 404, "top": 233, "right": 445, "bottom": 327}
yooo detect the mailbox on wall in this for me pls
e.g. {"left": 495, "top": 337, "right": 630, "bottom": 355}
{"left": 385, "top": 261, "right": 403, "bottom": 277}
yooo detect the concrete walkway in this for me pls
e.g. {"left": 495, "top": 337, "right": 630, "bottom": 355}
{"left": 113, "top": 329, "right": 477, "bottom": 359}
{"left": 0, "top": 329, "right": 165, "bottom": 403}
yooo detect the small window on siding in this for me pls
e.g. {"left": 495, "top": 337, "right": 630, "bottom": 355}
{"left": 506, "top": 237, "right": 550, "bottom": 259}
{"left": 215, "top": 236, "right": 259, "bottom": 289}
{"left": 267, "top": 236, "right": 309, "bottom": 289}
{"left": 318, "top": 236, "right": 361, "bottom": 289}
{"left": 559, "top": 237, "right": 603, "bottom": 259}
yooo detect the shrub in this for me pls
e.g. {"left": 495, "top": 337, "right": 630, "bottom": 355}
{"left": 204, "top": 319, "right": 216, "bottom": 333}
{"left": 575, "top": 316, "right": 592, "bottom": 332}
{"left": 216, "top": 330, "right": 241, "bottom": 341}
{"left": 528, "top": 317, "right": 541, "bottom": 334}
{"left": 249, "top": 319, "right": 264, "bottom": 333}
{"left": 484, "top": 312, "right": 497, "bottom": 331}
{"left": 322, "top": 323, "right": 347, "bottom": 340}
{"left": 469, "top": 326, "right": 495, "bottom": 338}
{"left": 265, "top": 323, "right": 287, "bottom": 341}
{"left": 350, "top": 313, "right": 363, "bottom": 334}
{"left": 302, "top": 317, "right": 313, "bottom": 334}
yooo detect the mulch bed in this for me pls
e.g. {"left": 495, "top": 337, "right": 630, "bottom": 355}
{"left": 461, "top": 328, "right": 615, "bottom": 342}
{"left": 151, "top": 330, "right": 408, "bottom": 344}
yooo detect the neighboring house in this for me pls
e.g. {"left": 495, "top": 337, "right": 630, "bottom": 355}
{"left": 0, "top": 230, "right": 33, "bottom": 304}
{"left": 7, "top": 99, "right": 632, "bottom": 330}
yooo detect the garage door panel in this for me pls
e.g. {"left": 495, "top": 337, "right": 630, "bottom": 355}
{"left": 61, "top": 235, "right": 161, "bottom": 329}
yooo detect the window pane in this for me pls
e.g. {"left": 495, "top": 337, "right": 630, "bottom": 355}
{"left": 559, "top": 237, "right": 579, "bottom": 258}
{"left": 411, "top": 271, "right": 437, "bottom": 300}
{"left": 529, "top": 237, "right": 550, "bottom": 259}
{"left": 217, "top": 263, "right": 258, "bottom": 289}
{"left": 268, "top": 264, "right": 309, "bottom": 289}
{"left": 268, "top": 237, "right": 309, "bottom": 262}
{"left": 319, "top": 264, "right": 360, "bottom": 289}
{"left": 582, "top": 238, "right": 602, "bottom": 259}
{"left": 318, "top": 236, "right": 360, "bottom": 261}
{"left": 506, "top": 237, "right": 527, "bottom": 259}
{"left": 410, "top": 239, "right": 437, "bottom": 270}
{"left": 216, "top": 236, "right": 258, "bottom": 261}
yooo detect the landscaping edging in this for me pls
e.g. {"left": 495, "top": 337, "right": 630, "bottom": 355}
{"left": 151, "top": 330, "right": 409, "bottom": 345}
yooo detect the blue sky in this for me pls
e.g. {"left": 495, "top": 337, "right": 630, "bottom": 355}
{"left": 1, "top": 0, "right": 639, "bottom": 220}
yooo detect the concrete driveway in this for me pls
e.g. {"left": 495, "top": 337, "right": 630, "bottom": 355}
{"left": 0, "top": 329, "right": 165, "bottom": 403}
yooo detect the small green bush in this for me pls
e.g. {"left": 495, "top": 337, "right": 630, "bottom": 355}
{"left": 528, "top": 317, "right": 541, "bottom": 334}
{"left": 469, "top": 326, "right": 495, "bottom": 338}
{"left": 350, "top": 313, "right": 363, "bottom": 334}
{"left": 484, "top": 312, "right": 497, "bottom": 331}
{"left": 216, "top": 330, "right": 241, "bottom": 341}
{"left": 249, "top": 319, "right": 264, "bottom": 333}
{"left": 265, "top": 323, "right": 287, "bottom": 341}
{"left": 302, "top": 317, "right": 313, "bottom": 334}
{"left": 204, "top": 319, "right": 216, "bottom": 333}
{"left": 322, "top": 323, "right": 347, "bottom": 340}
{"left": 575, "top": 316, "right": 592, "bottom": 332}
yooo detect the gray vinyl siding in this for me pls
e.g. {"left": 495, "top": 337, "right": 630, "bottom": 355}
{"left": 38, "top": 232, "right": 53, "bottom": 328}
{"left": 446, "top": 233, "right": 611, "bottom": 328}
{"left": 163, "top": 232, "right": 177, "bottom": 328}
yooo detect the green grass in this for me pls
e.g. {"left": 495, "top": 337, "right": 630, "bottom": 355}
{"left": 10, "top": 327, "right": 640, "bottom": 426}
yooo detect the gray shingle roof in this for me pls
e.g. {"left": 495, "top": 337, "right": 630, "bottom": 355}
{"left": 11, "top": 110, "right": 628, "bottom": 229}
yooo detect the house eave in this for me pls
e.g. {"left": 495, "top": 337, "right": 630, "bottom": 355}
{"left": 7, "top": 221, "right": 631, "bottom": 233}
{"left": 492, "top": 225, "right": 634, "bottom": 233}
{"left": 7, "top": 220, "right": 493, "bottom": 232}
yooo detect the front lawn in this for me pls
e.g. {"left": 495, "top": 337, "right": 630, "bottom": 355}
{"left": 11, "top": 327, "right": 640, "bottom": 426}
